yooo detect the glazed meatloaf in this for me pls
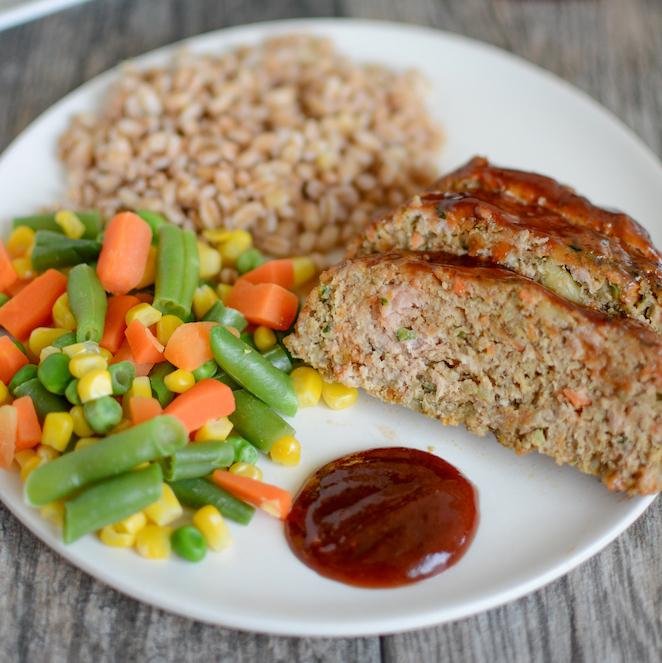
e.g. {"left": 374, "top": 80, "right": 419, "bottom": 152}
{"left": 349, "top": 157, "right": 662, "bottom": 335}
{"left": 285, "top": 252, "right": 662, "bottom": 495}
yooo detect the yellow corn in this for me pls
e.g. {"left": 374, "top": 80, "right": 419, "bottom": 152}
{"left": 39, "top": 346, "right": 61, "bottom": 363}
{"left": 164, "top": 369, "right": 195, "bottom": 394}
{"left": 36, "top": 444, "right": 60, "bottom": 463}
{"left": 156, "top": 314, "right": 183, "bottom": 346}
{"left": 70, "top": 405, "right": 94, "bottom": 437}
{"left": 136, "top": 245, "right": 157, "bottom": 289}
{"left": 69, "top": 352, "right": 107, "bottom": 378}
{"left": 219, "top": 230, "right": 252, "bottom": 267}
{"left": 40, "top": 502, "right": 65, "bottom": 528}
{"left": 197, "top": 241, "right": 222, "bottom": 280}
{"left": 135, "top": 525, "right": 172, "bottom": 559}
{"left": 0, "top": 381, "right": 9, "bottom": 405}
{"left": 41, "top": 412, "right": 74, "bottom": 452}
{"left": 322, "top": 382, "right": 358, "bottom": 410}
{"left": 193, "top": 284, "right": 218, "bottom": 320}
{"left": 75, "top": 437, "right": 99, "bottom": 450}
{"left": 28, "top": 327, "right": 69, "bottom": 357}
{"left": 99, "top": 347, "right": 113, "bottom": 362}
{"left": 269, "top": 434, "right": 301, "bottom": 466}
{"left": 99, "top": 524, "right": 135, "bottom": 548}
{"left": 14, "top": 449, "right": 36, "bottom": 469}
{"left": 55, "top": 210, "right": 85, "bottom": 239}
{"left": 110, "top": 418, "right": 132, "bottom": 434}
{"left": 194, "top": 416, "right": 233, "bottom": 442}
{"left": 193, "top": 505, "right": 231, "bottom": 552}
{"left": 292, "top": 256, "right": 316, "bottom": 287}
{"left": 216, "top": 283, "right": 233, "bottom": 304}
{"left": 52, "top": 293, "right": 77, "bottom": 331}
{"left": 114, "top": 511, "right": 147, "bottom": 535}
{"left": 126, "top": 376, "right": 152, "bottom": 400}
{"left": 77, "top": 368, "right": 112, "bottom": 402}
{"left": 11, "top": 257, "right": 33, "bottom": 280}
{"left": 202, "top": 229, "right": 233, "bottom": 245}
{"left": 143, "top": 484, "right": 183, "bottom": 526}
{"left": 253, "top": 325, "right": 276, "bottom": 352}
{"left": 20, "top": 455, "right": 43, "bottom": 482}
{"left": 63, "top": 341, "right": 100, "bottom": 357}
{"left": 7, "top": 226, "right": 35, "bottom": 258}
{"left": 290, "top": 367, "right": 323, "bottom": 407}
{"left": 125, "top": 302, "right": 162, "bottom": 327}
{"left": 229, "top": 462, "right": 263, "bottom": 481}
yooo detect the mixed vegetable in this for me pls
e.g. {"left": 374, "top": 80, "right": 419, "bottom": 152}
{"left": 0, "top": 210, "right": 358, "bottom": 562}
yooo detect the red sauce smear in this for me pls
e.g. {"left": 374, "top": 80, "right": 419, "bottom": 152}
{"left": 285, "top": 447, "right": 478, "bottom": 588}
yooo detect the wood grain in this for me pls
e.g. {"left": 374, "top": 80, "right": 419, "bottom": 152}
{"left": 0, "top": 1, "right": 660, "bottom": 661}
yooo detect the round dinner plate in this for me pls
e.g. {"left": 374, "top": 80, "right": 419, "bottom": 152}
{"left": 0, "top": 18, "right": 659, "bottom": 637}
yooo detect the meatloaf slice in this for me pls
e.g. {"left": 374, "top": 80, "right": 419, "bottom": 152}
{"left": 285, "top": 252, "right": 662, "bottom": 495}
{"left": 349, "top": 157, "right": 662, "bottom": 335}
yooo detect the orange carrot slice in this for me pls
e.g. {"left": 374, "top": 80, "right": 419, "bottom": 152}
{"left": 100, "top": 295, "right": 141, "bottom": 353}
{"left": 226, "top": 279, "right": 298, "bottom": 330}
{"left": 241, "top": 259, "right": 294, "bottom": 289}
{"left": 111, "top": 338, "right": 154, "bottom": 377}
{"left": 0, "top": 240, "right": 18, "bottom": 292}
{"left": 0, "top": 269, "right": 67, "bottom": 340}
{"left": 164, "top": 379, "right": 234, "bottom": 433}
{"left": 96, "top": 212, "right": 152, "bottom": 295}
{"left": 211, "top": 470, "right": 293, "bottom": 519}
{"left": 0, "top": 335, "right": 29, "bottom": 384}
{"left": 13, "top": 396, "right": 41, "bottom": 451}
{"left": 128, "top": 396, "right": 163, "bottom": 426}
{"left": 124, "top": 319, "right": 165, "bottom": 364}
{"left": 163, "top": 321, "right": 217, "bottom": 371}
{"left": 0, "top": 405, "right": 17, "bottom": 469}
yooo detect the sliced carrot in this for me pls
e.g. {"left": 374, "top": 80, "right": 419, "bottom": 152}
{"left": 226, "top": 279, "right": 298, "bottom": 331}
{"left": 100, "top": 294, "right": 141, "bottom": 353}
{"left": 241, "top": 259, "right": 294, "bottom": 290}
{"left": 164, "top": 379, "right": 234, "bottom": 433}
{"left": 128, "top": 396, "right": 163, "bottom": 425}
{"left": 0, "top": 269, "right": 67, "bottom": 340}
{"left": 0, "top": 405, "right": 18, "bottom": 469}
{"left": 111, "top": 338, "right": 154, "bottom": 377}
{"left": 163, "top": 321, "right": 217, "bottom": 371}
{"left": 125, "top": 319, "right": 165, "bottom": 364}
{"left": 0, "top": 335, "right": 29, "bottom": 384}
{"left": 13, "top": 396, "right": 41, "bottom": 451}
{"left": 211, "top": 470, "right": 292, "bottom": 519}
{"left": 96, "top": 212, "right": 152, "bottom": 295}
{"left": 0, "top": 240, "right": 18, "bottom": 292}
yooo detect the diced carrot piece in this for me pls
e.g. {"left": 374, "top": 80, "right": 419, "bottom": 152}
{"left": 124, "top": 319, "right": 165, "bottom": 364}
{"left": 100, "top": 295, "right": 141, "bottom": 353}
{"left": 163, "top": 321, "right": 217, "bottom": 371}
{"left": 0, "top": 269, "right": 67, "bottom": 339}
{"left": 211, "top": 470, "right": 292, "bottom": 519}
{"left": 164, "top": 379, "right": 234, "bottom": 433}
{"left": 226, "top": 279, "right": 298, "bottom": 331}
{"left": 128, "top": 396, "right": 162, "bottom": 425}
{"left": 5, "top": 279, "right": 31, "bottom": 297}
{"left": 135, "top": 292, "right": 153, "bottom": 303}
{"left": 0, "top": 405, "right": 17, "bottom": 469}
{"left": 241, "top": 259, "right": 294, "bottom": 289}
{"left": 111, "top": 339, "right": 154, "bottom": 377}
{"left": 96, "top": 212, "right": 152, "bottom": 295}
{"left": 0, "top": 336, "right": 29, "bottom": 383}
{"left": 13, "top": 396, "right": 41, "bottom": 451}
{"left": 0, "top": 240, "right": 18, "bottom": 292}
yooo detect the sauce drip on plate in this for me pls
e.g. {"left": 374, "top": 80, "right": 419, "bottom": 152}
{"left": 285, "top": 447, "right": 478, "bottom": 588}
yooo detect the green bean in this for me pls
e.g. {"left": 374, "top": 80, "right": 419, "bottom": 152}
{"left": 239, "top": 331, "right": 256, "bottom": 349}
{"left": 11, "top": 338, "right": 27, "bottom": 355}
{"left": 136, "top": 210, "right": 167, "bottom": 244}
{"left": 109, "top": 361, "right": 135, "bottom": 395}
{"left": 12, "top": 211, "right": 101, "bottom": 239}
{"left": 83, "top": 396, "right": 122, "bottom": 434}
{"left": 171, "top": 525, "right": 207, "bottom": 562}
{"left": 169, "top": 477, "right": 254, "bottom": 525}
{"left": 52, "top": 331, "right": 76, "bottom": 349}
{"left": 25, "top": 415, "right": 187, "bottom": 506}
{"left": 226, "top": 433, "right": 259, "bottom": 465}
{"left": 65, "top": 379, "right": 81, "bottom": 405}
{"left": 192, "top": 359, "right": 217, "bottom": 381}
{"left": 161, "top": 440, "right": 234, "bottom": 481}
{"left": 228, "top": 390, "right": 295, "bottom": 453}
{"left": 76, "top": 211, "right": 103, "bottom": 239}
{"left": 149, "top": 362, "right": 175, "bottom": 407}
{"left": 63, "top": 464, "right": 162, "bottom": 544}
{"left": 261, "top": 345, "right": 293, "bottom": 374}
{"left": 31, "top": 231, "right": 101, "bottom": 272}
{"left": 0, "top": 293, "right": 9, "bottom": 308}
{"left": 13, "top": 378, "right": 68, "bottom": 421}
{"left": 211, "top": 326, "right": 297, "bottom": 416}
{"left": 181, "top": 229, "right": 200, "bottom": 317}
{"left": 236, "top": 248, "right": 264, "bottom": 275}
{"left": 201, "top": 301, "right": 247, "bottom": 331}
{"left": 68, "top": 264, "right": 107, "bottom": 343}
{"left": 8, "top": 364, "right": 38, "bottom": 396}
{"left": 37, "top": 352, "right": 72, "bottom": 395}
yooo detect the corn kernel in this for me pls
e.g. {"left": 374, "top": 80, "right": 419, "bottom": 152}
{"left": 216, "top": 283, "right": 233, "bottom": 304}
{"left": 193, "top": 505, "right": 231, "bottom": 552}
{"left": 269, "top": 435, "right": 301, "bottom": 466}
{"left": 7, "top": 226, "right": 35, "bottom": 258}
{"left": 28, "top": 327, "right": 69, "bottom": 357}
{"left": 12, "top": 257, "right": 34, "bottom": 279}
{"left": 39, "top": 346, "right": 61, "bottom": 363}
{"left": 0, "top": 381, "right": 9, "bottom": 405}
{"left": 192, "top": 284, "right": 218, "bottom": 320}
{"left": 69, "top": 352, "right": 107, "bottom": 378}
{"left": 99, "top": 347, "right": 113, "bottom": 362}
{"left": 136, "top": 245, "right": 157, "bottom": 289}
{"left": 63, "top": 341, "right": 100, "bottom": 357}
{"left": 253, "top": 325, "right": 276, "bottom": 352}
{"left": 41, "top": 412, "right": 74, "bottom": 452}
{"left": 197, "top": 241, "right": 222, "bottom": 280}
{"left": 110, "top": 418, "right": 132, "bottom": 434}
{"left": 229, "top": 462, "right": 263, "bottom": 480}
{"left": 321, "top": 382, "right": 358, "bottom": 410}
{"left": 292, "top": 256, "right": 316, "bottom": 287}
{"left": 70, "top": 405, "right": 94, "bottom": 437}
{"left": 20, "top": 455, "right": 43, "bottom": 482}
{"left": 75, "top": 437, "right": 99, "bottom": 450}
{"left": 135, "top": 525, "right": 172, "bottom": 559}
{"left": 114, "top": 511, "right": 147, "bottom": 535}
{"left": 99, "top": 525, "right": 135, "bottom": 548}
{"left": 164, "top": 369, "right": 195, "bottom": 394}
{"left": 77, "top": 368, "right": 112, "bottom": 402}
{"left": 143, "top": 484, "right": 183, "bottom": 526}
{"left": 55, "top": 210, "right": 85, "bottom": 239}
{"left": 52, "top": 293, "right": 77, "bottom": 331}
{"left": 290, "top": 367, "right": 323, "bottom": 407}
{"left": 202, "top": 228, "right": 233, "bottom": 245}
{"left": 156, "top": 314, "right": 183, "bottom": 346}
{"left": 127, "top": 376, "right": 152, "bottom": 400}
{"left": 40, "top": 502, "right": 65, "bottom": 528}
{"left": 14, "top": 449, "right": 36, "bottom": 469}
{"left": 194, "top": 416, "right": 233, "bottom": 442}
{"left": 36, "top": 444, "right": 60, "bottom": 463}
{"left": 125, "top": 302, "right": 162, "bottom": 327}
{"left": 219, "top": 230, "right": 252, "bottom": 267}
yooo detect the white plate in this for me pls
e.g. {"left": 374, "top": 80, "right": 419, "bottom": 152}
{"left": 0, "top": 19, "right": 659, "bottom": 637}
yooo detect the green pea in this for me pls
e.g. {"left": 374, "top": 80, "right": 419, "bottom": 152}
{"left": 235, "top": 248, "right": 264, "bottom": 275}
{"left": 0, "top": 293, "right": 9, "bottom": 308}
{"left": 83, "top": 396, "right": 123, "bottom": 434}
{"left": 8, "top": 364, "right": 39, "bottom": 396}
{"left": 171, "top": 525, "right": 207, "bottom": 562}
{"left": 52, "top": 331, "right": 77, "bottom": 349}
{"left": 65, "top": 379, "right": 81, "bottom": 406}
{"left": 38, "top": 353, "right": 73, "bottom": 395}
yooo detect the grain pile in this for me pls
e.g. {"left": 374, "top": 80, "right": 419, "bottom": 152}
{"left": 58, "top": 35, "right": 442, "bottom": 266}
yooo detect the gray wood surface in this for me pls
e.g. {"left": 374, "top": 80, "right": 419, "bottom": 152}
{"left": 0, "top": 1, "right": 660, "bottom": 661}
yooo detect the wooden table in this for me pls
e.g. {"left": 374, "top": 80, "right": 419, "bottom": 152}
{"left": 0, "top": 1, "right": 660, "bottom": 661}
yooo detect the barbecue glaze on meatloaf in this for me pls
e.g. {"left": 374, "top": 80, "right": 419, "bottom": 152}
{"left": 285, "top": 252, "right": 662, "bottom": 495}
{"left": 349, "top": 157, "right": 662, "bottom": 335}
